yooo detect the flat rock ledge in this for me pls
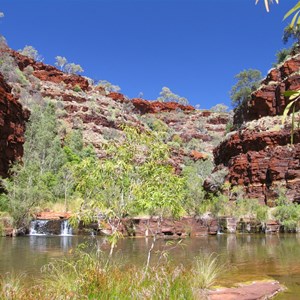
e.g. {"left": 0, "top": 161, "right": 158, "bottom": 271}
{"left": 208, "top": 280, "right": 284, "bottom": 300}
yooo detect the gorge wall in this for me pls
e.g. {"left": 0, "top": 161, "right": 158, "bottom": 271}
{"left": 234, "top": 53, "right": 300, "bottom": 125}
{"left": 0, "top": 47, "right": 231, "bottom": 178}
{"left": 0, "top": 74, "right": 28, "bottom": 178}
{"left": 215, "top": 54, "right": 300, "bottom": 205}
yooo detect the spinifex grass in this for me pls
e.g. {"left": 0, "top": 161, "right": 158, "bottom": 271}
{"left": 0, "top": 249, "right": 227, "bottom": 300}
{"left": 191, "top": 253, "right": 227, "bottom": 290}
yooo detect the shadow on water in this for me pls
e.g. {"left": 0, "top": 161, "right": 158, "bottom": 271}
{"left": 1, "top": 234, "right": 300, "bottom": 298}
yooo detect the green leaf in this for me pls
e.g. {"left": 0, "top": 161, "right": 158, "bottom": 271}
{"left": 282, "top": 99, "right": 297, "bottom": 125}
{"left": 284, "top": 90, "right": 300, "bottom": 97}
{"left": 291, "top": 10, "right": 300, "bottom": 28}
{"left": 284, "top": 2, "right": 300, "bottom": 21}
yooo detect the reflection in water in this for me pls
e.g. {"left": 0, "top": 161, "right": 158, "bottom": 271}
{"left": 1, "top": 234, "right": 300, "bottom": 298}
{"left": 60, "top": 236, "right": 73, "bottom": 251}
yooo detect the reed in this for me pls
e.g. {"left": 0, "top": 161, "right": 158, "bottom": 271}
{"left": 0, "top": 248, "right": 226, "bottom": 299}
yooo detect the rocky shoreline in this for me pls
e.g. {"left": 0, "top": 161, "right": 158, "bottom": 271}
{"left": 3, "top": 211, "right": 287, "bottom": 237}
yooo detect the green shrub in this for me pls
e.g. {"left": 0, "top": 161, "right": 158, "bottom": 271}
{"left": 73, "top": 85, "right": 82, "bottom": 92}
{"left": 274, "top": 202, "right": 300, "bottom": 231}
{"left": 172, "top": 134, "right": 183, "bottom": 145}
{"left": 235, "top": 198, "right": 269, "bottom": 222}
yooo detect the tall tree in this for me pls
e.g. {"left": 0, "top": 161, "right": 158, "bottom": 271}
{"left": 1, "top": 102, "right": 66, "bottom": 228}
{"left": 73, "top": 126, "right": 186, "bottom": 225}
{"left": 230, "top": 69, "right": 262, "bottom": 109}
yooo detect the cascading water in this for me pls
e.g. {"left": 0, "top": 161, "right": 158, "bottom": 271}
{"left": 60, "top": 220, "right": 73, "bottom": 236}
{"left": 29, "top": 219, "right": 73, "bottom": 236}
{"left": 29, "top": 220, "right": 49, "bottom": 235}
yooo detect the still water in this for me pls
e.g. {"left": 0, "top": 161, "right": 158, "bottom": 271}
{"left": 0, "top": 234, "right": 300, "bottom": 299}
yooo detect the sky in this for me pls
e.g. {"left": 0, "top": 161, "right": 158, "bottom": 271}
{"left": 0, "top": 0, "right": 296, "bottom": 109}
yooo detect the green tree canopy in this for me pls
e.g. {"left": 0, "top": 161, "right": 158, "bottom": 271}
{"left": 1, "top": 102, "right": 66, "bottom": 227}
{"left": 230, "top": 69, "right": 262, "bottom": 109}
{"left": 73, "top": 126, "right": 186, "bottom": 225}
{"left": 283, "top": 25, "right": 300, "bottom": 47}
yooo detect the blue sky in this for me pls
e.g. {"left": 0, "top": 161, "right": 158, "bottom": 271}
{"left": 0, "top": 0, "right": 296, "bottom": 109}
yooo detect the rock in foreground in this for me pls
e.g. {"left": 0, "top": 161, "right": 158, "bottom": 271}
{"left": 208, "top": 280, "right": 283, "bottom": 300}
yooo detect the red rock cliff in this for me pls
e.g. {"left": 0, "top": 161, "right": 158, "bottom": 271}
{"left": 3, "top": 49, "right": 89, "bottom": 91}
{"left": 107, "top": 93, "right": 195, "bottom": 114}
{"left": 214, "top": 128, "right": 300, "bottom": 204}
{"left": 234, "top": 54, "right": 300, "bottom": 125}
{"left": 0, "top": 73, "right": 28, "bottom": 178}
{"left": 214, "top": 53, "right": 300, "bottom": 204}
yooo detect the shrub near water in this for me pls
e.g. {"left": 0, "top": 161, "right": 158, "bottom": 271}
{"left": 0, "top": 248, "right": 227, "bottom": 300}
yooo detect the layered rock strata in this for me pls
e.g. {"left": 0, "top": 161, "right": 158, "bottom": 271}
{"left": 234, "top": 53, "right": 300, "bottom": 125}
{"left": 214, "top": 125, "right": 300, "bottom": 204}
{"left": 215, "top": 52, "right": 300, "bottom": 204}
{"left": 0, "top": 73, "right": 28, "bottom": 178}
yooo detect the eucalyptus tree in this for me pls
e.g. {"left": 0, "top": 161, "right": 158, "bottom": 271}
{"left": 72, "top": 126, "right": 186, "bottom": 259}
{"left": 54, "top": 56, "right": 84, "bottom": 74}
{"left": 230, "top": 69, "right": 262, "bottom": 109}
{"left": 18, "top": 45, "right": 43, "bottom": 62}
{"left": 1, "top": 102, "right": 66, "bottom": 228}
{"left": 97, "top": 80, "right": 121, "bottom": 93}
{"left": 64, "top": 63, "right": 84, "bottom": 75}
{"left": 55, "top": 56, "right": 67, "bottom": 71}
{"left": 73, "top": 126, "right": 186, "bottom": 222}
{"left": 157, "top": 87, "right": 189, "bottom": 105}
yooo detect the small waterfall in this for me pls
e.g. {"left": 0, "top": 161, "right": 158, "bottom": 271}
{"left": 29, "top": 220, "right": 48, "bottom": 236}
{"left": 29, "top": 219, "right": 73, "bottom": 236}
{"left": 60, "top": 220, "right": 73, "bottom": 236}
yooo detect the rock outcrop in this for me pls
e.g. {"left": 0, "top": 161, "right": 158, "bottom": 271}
{"left": 130, "top": 98, "right": 195, "bottom": 114}
{"left": 214, "top": 128, "right": 300, "bottom": 204}
{"left": 99, "top": 216, "right": 218, "bottom": 237}
{"left": 107, "top": 93, "right": 195, "bottom": 114}
{"left": 234, "top": 53, "right": 300, "bottom": 125}
{"left": 4, "top": 49, "right": 89, "bottom": 91}
{"left": 0, "top": 73, "right": 28, "bottom": 178}
{"left": 214, "top": 53, "right": 300, "bottom": 204}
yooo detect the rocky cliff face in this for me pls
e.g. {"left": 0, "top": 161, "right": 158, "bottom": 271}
{"left": 214, "top": 125, "right": 300, "bottom": 204}
{"left": 0, "top": 73, "right": 28, "bottom": 178}
{"left": 234, "top": 54, "right": 300, "bottom": 125}
{"left": 214, "top": 53, "right": 300, "bottom": 204}
{"left": 5, "top": 49, "right": 89, "bottom": 91}
{"left": 0, "top": 47, "right": 231, "bottom": 178}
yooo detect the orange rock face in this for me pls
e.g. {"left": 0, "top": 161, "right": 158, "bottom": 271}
{"left": 0, "top": 74, "right": 29, "bottom": 178}
{"left": 36, "top": 211, "right": 71, "bottom": 220}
